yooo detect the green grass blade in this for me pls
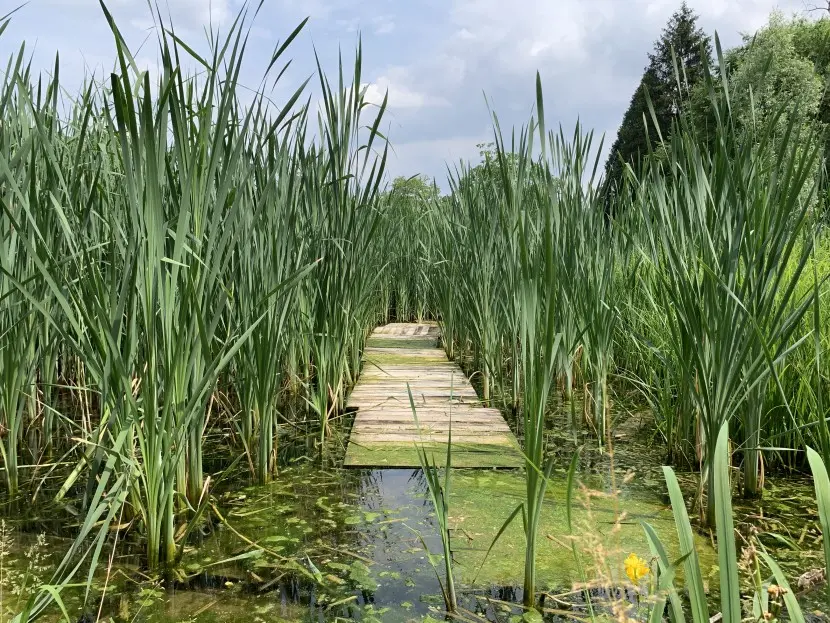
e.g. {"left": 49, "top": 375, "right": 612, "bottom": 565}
{"left": 662, "top": 465, "right": 708, "bottom": 623}
{"left": 714, "top": 422, "right": 740, "bottom": 623}
{"left": 807, "top": 445, "right": 830, "bottom": 604}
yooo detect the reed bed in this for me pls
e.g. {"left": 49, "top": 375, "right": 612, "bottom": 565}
{"left": 0, "top": 4, "right": 390, "bottom": 600}
{"left": 421, "top": 50, "right": 829, "bottom": 605}
{"left": 1, "top": 5, "right": 830, "bottom": 622}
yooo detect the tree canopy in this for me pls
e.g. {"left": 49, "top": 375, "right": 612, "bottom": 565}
{"left": 686, "top": 13, "right": 830, "bottom": 214}
{"left": 603, "top": 2, "right": 712, "bottom": 194}
{"left": 387, "top": 174, "right": 439, "bottom": 206}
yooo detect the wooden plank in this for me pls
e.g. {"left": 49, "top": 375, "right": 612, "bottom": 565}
{"left": 348, "top": 391, "right": 479, "bottom": 399}
{"left": 353, "top": 412, "right": 505, "bottom": 422}
{"left": 353, "top": 428, "right": 512, "bottom": 436}
{"left": 344, "top": 322, "right": 523, "bottom": 468}
{"left": 351, "top": 434, "right": 514, "bottom": 444}
{"left": 352, "top": 406, "right": 501, "bottom": 414}
{"left": 353, "top": 410, "right": 505, "bottom": 420}
{"left": 353, "top": 414, "right": 509, "bottom": 425}
{"left": 348, "top": 390, "right": 479, "bottom": 398}
{"left": 354, "top": 425, "right": 505, "bottom": 432}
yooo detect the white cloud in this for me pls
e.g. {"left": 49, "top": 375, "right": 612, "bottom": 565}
{"left": 182, "top": 0, "right": 231, "bottom": 27}
{"left": 275, "top": 0, "right": 363, "bottom": 21}
{"left": 12, "top": 0, "right": 231, "bottom": 30}
{"left": 529, "top": 41, "right": 550, "bottom": 57}
{"left": 248, "top": 25, "right": 273, "bottom": 40}
{"left": 74, "top": 0, "right": 231, "bottom": 29}
{"left": 336, "top": 17, "right": 360, "bottom": 32}
{"left": 0, "top": 0, "right": 819, "bottom": 186}
{"left": 448, "top": 0, "right": 596, "bottom": 71}
{"left": 365, "top": 70, "right": 449, "bottom": 109}
{"left": 444, "top": 0, "right": 806, "bottom": 79}
{"left": 373, "top": 16, "right": 395, "bottom": 34}
{"left": 367, "top": 0, "right": 811, "bottom": 182}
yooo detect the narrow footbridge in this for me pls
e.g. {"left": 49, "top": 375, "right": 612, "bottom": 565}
{"left": 344, "top": 323, "right": 523, "bottom": 468}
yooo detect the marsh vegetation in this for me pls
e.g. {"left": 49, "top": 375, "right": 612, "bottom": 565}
{"left": 0, "top": 3, "right": 829, "bottom": 623}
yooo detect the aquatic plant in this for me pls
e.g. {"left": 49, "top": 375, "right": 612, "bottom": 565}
{"left": 647, "top": 422, "right": 806, "bottom": 623}
{"left": 0, "top": 5, "right": 388, "bottom": 615}
{"left": 408, "top": 385, "right": 457, "bottom": 613}
{"left": 3, "top": 3, "right": 830, "bottom": 622}
{"left": 623, "top": 553, "right": 649, "bottom": 583}
{"left": 302, "top": 45, "right": 390, "bottom": 447}
{"left": 635, "top": 37, "right": 819, "bottom": 518}
{"left": 807, "top": 446, "right": 830, "bottom": 606}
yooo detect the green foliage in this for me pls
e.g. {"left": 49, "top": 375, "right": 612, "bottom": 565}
{"left": 690, "top": 14, "right": 830, "bottom": 213}
{"left": 807, "top": 446, "right": 830, "bottom": 605}
{"left": 0, "top": 2, "right": 389, "bottom": 617}
{"left": 408, "top": 384, "right": 457, "bottom": 613}
{"left": 384, "top": 175, "right": 438, "bottom": 322}
{"left": 4, "top": 3, "right": 830, "bottom": 622}
{"left": 0, "top": 523, "right": 52, "bottom": 619}
{"left": 727, "top": 14, "right": 824, "bottom": 129}
{"left": 651, "top": 422, "right": 807, "bottom": 623}
{"left": 604, "top": 2, "right": 712, "bottom": 195}
{"left": 703, "top": 13, "right": 825, "bottom": 162}
{"left": 427, "top": 72, "right": 617, "bottom": 607}
{"left": 632, "top": 33, "right": 821, "bottom": 509}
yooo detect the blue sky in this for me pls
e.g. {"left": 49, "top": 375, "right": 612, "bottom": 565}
{"left": 0, "top": 0, "right": 810, "bottom": 186}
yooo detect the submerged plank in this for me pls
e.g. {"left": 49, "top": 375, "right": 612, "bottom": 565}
{"left": 344, "top": 322, "right": 523, "bottom": 468}
{"left": 344, "top": 441, "right": 522, "bottom": 468}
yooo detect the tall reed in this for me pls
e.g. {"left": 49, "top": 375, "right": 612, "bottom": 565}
{"left": 635, "top": 39, "right": 818, "bottom": 519}
{"left": 0, "top": 0, "right": 388, "bottom": 582}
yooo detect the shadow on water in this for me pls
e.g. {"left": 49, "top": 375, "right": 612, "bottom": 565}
{"left": 0, "top": 397, "right": 826, "bottom": 622}
{"left": 0, "top": 465, "right": 711, "bottom": 622}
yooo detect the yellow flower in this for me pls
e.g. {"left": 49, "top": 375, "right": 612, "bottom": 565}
{"left": 624, "top": 553, "right": 650, "bottom": 583}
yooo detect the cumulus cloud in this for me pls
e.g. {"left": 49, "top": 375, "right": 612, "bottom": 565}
{"left": 364, "top": 70, "right": 449, "bottom": 110}
{"left": 449, "top": 0, "right": 596, "bottom": 70}
{"left": 368, "top": 0, "right": 809, "bottom": 182}
{"left": 0, "top": 0, "right": 817, "bottom": 185}
{"left": 38, "top": 0, "right": 232, "bottom": 30}
{"left": 373, "top": 16, "right": 395, "bottom": 35}
{"left": 169, "top": 0, "right": 231, "bottom": 28}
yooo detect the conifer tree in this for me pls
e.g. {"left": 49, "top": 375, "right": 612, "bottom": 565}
{"left": 604, "top": 2, "right": 712, "bottom": 196}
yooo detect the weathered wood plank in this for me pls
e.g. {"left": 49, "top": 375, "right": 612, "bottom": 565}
{"left": 353, "top": 413, "right": 505, "bottom": 422}
{"left": 353, "top": 428, "right": 511, "bottom": 436}
{"left": 354, "top": 424, "right": 507, "bottom": 431}
{"left": 348, "top": 390, "right": 479, "bottom": 399}
{"left": 351, "top": 434, "right": 515, "bottom": 444}
{"left": 344, "top": 322, "right": 522, "bottom": 468}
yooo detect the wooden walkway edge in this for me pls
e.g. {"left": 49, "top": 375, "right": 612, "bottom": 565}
{"left": 343, "top": 323, "right": 523, "bottom": 468}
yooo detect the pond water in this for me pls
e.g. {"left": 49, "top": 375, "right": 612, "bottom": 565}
{"left": 0, "top": 406, "right": 826, "bottom": 622}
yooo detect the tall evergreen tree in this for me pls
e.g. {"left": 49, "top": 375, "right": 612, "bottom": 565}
{"left": 604, "top": 2, "right": 712, "bottom": 195}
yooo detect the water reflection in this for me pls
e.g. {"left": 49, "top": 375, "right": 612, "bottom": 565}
{"left": 0, "top": 430, "right": 822, "bottom": 623}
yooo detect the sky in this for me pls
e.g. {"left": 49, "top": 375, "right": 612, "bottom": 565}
{"left": 0, "top": 0, "right": 814, "bottom": 187}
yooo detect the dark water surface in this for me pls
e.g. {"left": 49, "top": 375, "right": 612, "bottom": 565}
{"left": 0, "top": 407, "right": 825, "bottom": 622}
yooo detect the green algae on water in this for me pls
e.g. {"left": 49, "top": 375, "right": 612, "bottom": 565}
{"left": 344, "top": 441, "right": 522, "bottom": 468}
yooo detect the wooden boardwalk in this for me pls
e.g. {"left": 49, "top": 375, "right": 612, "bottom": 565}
{"left": 344, "top": 323, "right": 523, "bottom": 468}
